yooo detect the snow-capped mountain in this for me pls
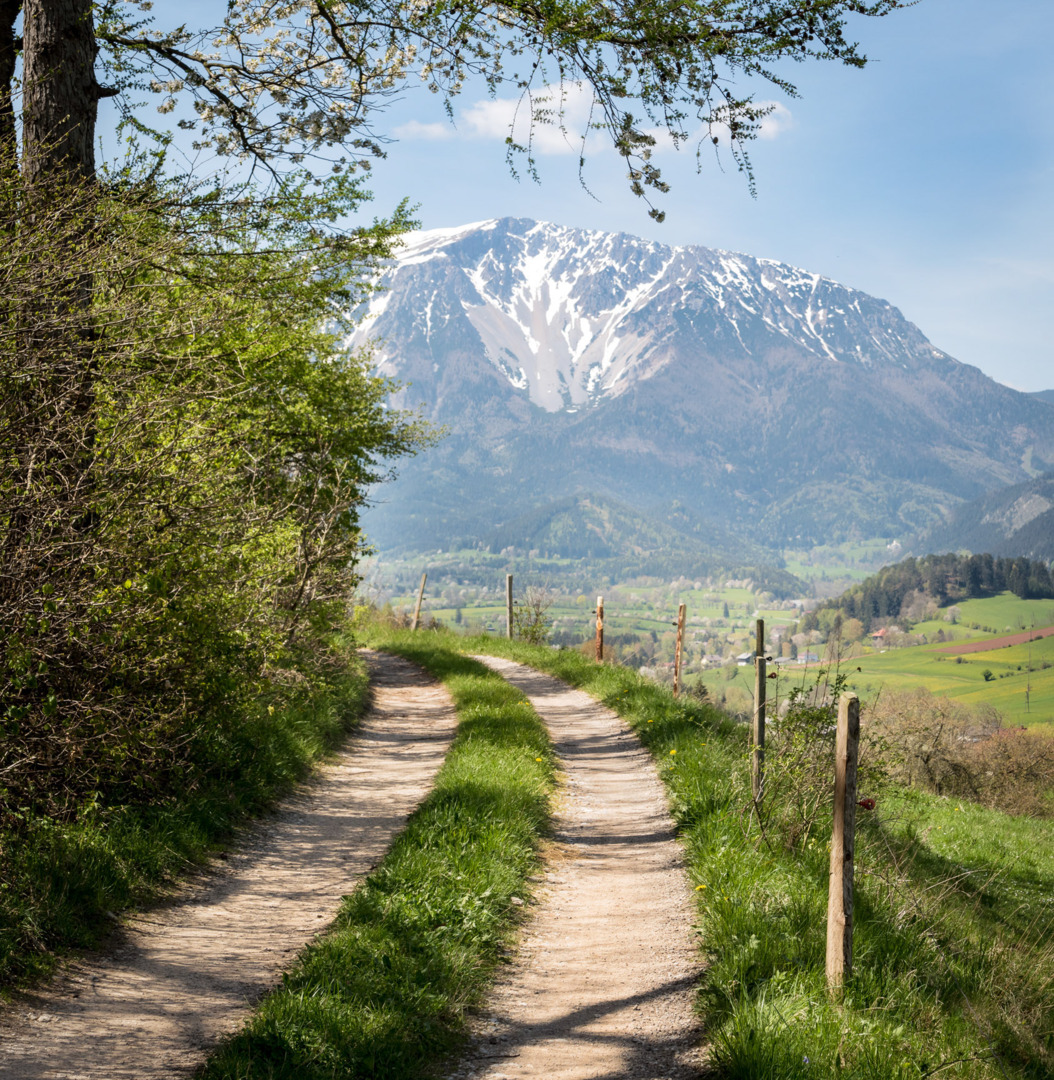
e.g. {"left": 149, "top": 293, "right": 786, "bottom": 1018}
{"left": 351, "top": 218, "right": 1054, "bottom": 562}
{"left": 353, "top": 218, "right": 949, "bottom": 413}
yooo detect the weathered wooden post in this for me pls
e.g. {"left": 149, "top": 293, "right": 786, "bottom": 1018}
{"left": 673, "top": 603, "right": 686, "bottom": 697}
{"left": 506, "top": 573, "right": 514, "bottom": 639}
{"left": 410, "top": 571, "right": 427, "bottom": 631}
{"left": 752, "top": 618, "right": 766, "bottom": 804}
{"left": 595, "top": 595, "right": 604, "bottom": 663}
{"left": 826, "top": 692, "right": 860, "bottom": 998}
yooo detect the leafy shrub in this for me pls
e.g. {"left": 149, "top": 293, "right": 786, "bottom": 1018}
{"left": 511, "top": 585, "right": 555, "bottom": 645}
{"left": 0, "top": 170, "right": 425, "bottom": 827}
{"left": 758, "top": 667, "right": 887, "bottom": 850}
{"left": 866, "top": 689, "right": 1054, "bottom": 816}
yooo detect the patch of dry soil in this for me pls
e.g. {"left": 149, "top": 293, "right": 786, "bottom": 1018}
{"left": 0, "top": 651, "right": 457, "bottom": 1080}
{"left": 451, "top": 657, "right": 704, "bottom": 1080}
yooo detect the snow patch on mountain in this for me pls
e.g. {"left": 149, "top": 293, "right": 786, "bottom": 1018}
{"left": 351, "top": 218, "right": 931, "bottom": 413}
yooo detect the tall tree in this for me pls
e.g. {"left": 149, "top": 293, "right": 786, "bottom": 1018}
{"left": 0, "top": 1, "right": 19, "bottom": 172}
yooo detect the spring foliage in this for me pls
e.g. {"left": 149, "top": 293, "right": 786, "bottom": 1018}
{"left": 0, "top": 167, "right": 428, "bottom": 823}
{"left": 803, "top": 552, "right": 1054, "bottom": 635}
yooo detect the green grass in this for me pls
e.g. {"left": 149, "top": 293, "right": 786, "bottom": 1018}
{"left": 690, "top": 595, "right": 1054, "bottom": 732}
{"left": 955, "top": 596, "right": 1054, "bottom": 633}
{"left": 198, "top": 632, "right": 556, "bottom": 1080}
{"left": 0, "top": 643, "right": 371, "bottom": 991}
{"left": 847, "top": 594, "right": 1054, "bottom": 730}
{"left": 839, "top": 635, "right": 1054, "bottom": 733}
{"left": 464, "top": 634, "right": 1054, "bottom": 1079}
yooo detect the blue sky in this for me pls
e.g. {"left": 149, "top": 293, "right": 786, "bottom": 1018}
{"left": 115, "top": 0, "right": 1054, "bottom": 392}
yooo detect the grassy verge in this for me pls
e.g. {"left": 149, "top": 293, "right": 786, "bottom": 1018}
{"left": 468, "top": 633, "right": 1054, "bottom": 1079}
{"left": 198, "top": 631, "right": 555, "bottom": 1080}
{"left": 0, "top": 640, "right": 371, "bottom": 991}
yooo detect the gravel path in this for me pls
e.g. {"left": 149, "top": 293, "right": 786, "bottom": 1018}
{"left": 451, "top": 657, "right": 704, "bottom": 1080}
{"left": 0, "top": 651, "right": 457, "bottom": 1080}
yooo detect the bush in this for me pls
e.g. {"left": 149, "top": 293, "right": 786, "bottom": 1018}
{"left": 865, "top": 689, "right": 1054, "bottom": 816}
{"left": 759, "top": 667, "right": 887, "bottom": 850}
{"left": 0, "top": 169, "right": 425, "bottom": 827}
{"left": 511, "top": 585, "right": 555, "bottom": 645}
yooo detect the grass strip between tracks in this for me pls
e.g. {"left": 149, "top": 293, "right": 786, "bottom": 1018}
{"left": 465, "top": 633, "right": 1054, "bottom": 1080}
{"left": 199, "top": 634, "right": 555, "bottom": 1080}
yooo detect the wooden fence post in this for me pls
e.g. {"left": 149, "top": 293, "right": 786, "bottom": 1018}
{"left": 506, "top": 573, "right": 514, "bottom": 639}
{"left": 752, "top": 618, "right": 765, "bottom": 804}
{"left": 826, "top": 692, "right": 860, "bottom": 998}
{"left": 410, "top": 571, "right": 427, "bottom": 631}
{"left": 673, "top": 603, "right": 686, "bottom": 697}
{"left": 595, "top": 595, "right": 604, "bottom": 663}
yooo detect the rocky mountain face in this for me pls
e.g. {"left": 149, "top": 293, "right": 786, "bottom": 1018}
{"left": 918, "top": 474, "right": 1054, "bottom": 563}
{"left": 351, "top": 218, "right": 1054, "bottom": 562}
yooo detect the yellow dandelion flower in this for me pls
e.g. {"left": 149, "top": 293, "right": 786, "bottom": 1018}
{"left": 695, "top": 884, "right": 707, "bottom": 890}
{"left": 669, "top": 749, "right": 677, "bottom": 756}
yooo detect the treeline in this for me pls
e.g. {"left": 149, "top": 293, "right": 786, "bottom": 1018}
{"left": 803, "top": 552, "right": 1054, "bottom": 633}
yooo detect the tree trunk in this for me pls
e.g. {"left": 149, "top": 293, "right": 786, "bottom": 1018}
{"left": 22, "top": 0, "right": 100, "bottom": 184}
{"left": 1, "top": 0, "right": 104, "bottom": 596}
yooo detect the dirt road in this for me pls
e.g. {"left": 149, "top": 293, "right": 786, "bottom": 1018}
{"left": 450, "top": 656, "right": 704, "bottom": 1080}
{"left": 0, "top": 651, "right": 457, "bottom": 1080}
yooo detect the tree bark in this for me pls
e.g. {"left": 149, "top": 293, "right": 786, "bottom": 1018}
{"left": 22, "top": 0, "right": 99, "bottom": 184}
{"left": 12, "top": 0, "right": 104, "bottom": 560}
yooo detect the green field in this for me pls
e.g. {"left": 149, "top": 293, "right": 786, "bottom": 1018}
{"left": 690, "top": 593, "right": 1054, "bottom": 732}
{"left": 381, "top": 562, "right": 1054, "bottom": 732}
{"left": 845, "top": 594, "right": 1054, "bottom": 731}
{"left": 954, "top": 595, "right": 1054, "bottom": 632}
{"left": 845, "top": 636, "right": 1054, "bottom": 729}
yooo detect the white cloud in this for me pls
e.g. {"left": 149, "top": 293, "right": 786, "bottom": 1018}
{"left": 758, "top": 103, "right": 795, "bottom": 140}
{"left": 393, "top": 119, "right": 456, "bottom": 140}
{"left": 461, "top": 82, "right": 601, "bottom": 155}
{"left": 395, "top": 88, "right": 793, "bottom": 156}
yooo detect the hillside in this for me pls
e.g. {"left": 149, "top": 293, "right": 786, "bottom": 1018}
{"left": 803, "top": 552, "right": 1054, "bottom": 635}
{"left": 355, "top": 219, "right": 1054, "bottom": 564}
{"left": 916, "top": 473, "right": 1054, "bottom": 562}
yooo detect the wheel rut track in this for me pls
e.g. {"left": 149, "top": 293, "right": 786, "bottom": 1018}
{"left": 0, "top": 650, "right": 457, "bottom": 1080}
{"left": 451, "top": 656, "right": 704, "bottom": 1080}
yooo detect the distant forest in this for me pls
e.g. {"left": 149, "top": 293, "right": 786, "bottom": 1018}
{"left": 804, "top": 553, "right": 1054, "bottom": 633}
